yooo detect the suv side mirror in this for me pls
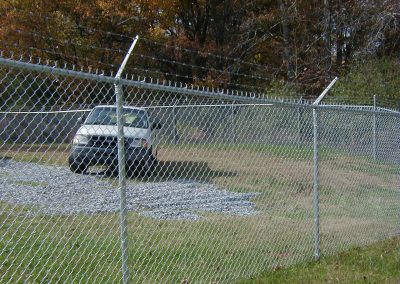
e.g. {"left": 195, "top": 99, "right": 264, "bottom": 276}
{"left": 151, "top": 122, "right": 162, "bottom": 130}
{"left": 77, "top": 114, "right": 86, "bottom": 125}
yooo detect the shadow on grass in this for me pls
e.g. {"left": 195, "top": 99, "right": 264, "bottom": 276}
{"left": 92, "top": 159, "right": 237, "bottom": 183}
{"left": 151, "top": 160, "right": 237, "bottom": 182}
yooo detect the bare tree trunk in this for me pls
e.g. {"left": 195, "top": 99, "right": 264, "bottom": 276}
{"left": 336, "top": 0, "right": 343, "bottom": 66}
{"left": 323, "top": 0, "right": 332, "bottom": 70}
{"left": 336, "top": 29, "right": 343, "bottom": 65}
{"left": 279, "top": 0, "right": 294, "bottom": 80}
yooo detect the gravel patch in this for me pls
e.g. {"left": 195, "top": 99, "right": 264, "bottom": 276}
{"left": 0, "top": 159, "right": 258, "bottom": 220}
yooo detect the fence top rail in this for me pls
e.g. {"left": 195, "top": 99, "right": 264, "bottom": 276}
{"left": 317, "top": 104, "right": 400, "bottom": 117}
{"left": 0, "top": 57, "right": 399, "bottom": 117}
{"left": 320, "top": 104, "right": 400, "bottom": 114}
{"left": 0, "top": 103, "right": 274, "bottom": 114}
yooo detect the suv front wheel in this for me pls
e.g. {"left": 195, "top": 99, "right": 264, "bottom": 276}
{"left": 69, "top": 157, "right": 88, "bottom": 174}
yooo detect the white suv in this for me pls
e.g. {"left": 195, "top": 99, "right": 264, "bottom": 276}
{"left": 69, "top": 105, "right": 160, "bottom": 175}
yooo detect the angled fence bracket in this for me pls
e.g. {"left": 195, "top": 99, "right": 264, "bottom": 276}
{"left": 312, "top": 77, "right": 338, "bottom": 260}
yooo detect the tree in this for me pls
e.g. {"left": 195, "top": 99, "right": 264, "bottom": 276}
{"left": 0, "top": 0, "right": 398, "bottom": 101}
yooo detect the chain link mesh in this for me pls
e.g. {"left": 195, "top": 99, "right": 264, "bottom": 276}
{"left": 0, "top": 55, "right": 398, "bottom": 283}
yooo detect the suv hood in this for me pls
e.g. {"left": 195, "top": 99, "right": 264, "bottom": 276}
{"left": 78, "top": 125, "right": 149, "bottom": 138}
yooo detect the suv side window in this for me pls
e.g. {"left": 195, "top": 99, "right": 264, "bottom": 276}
{"left": 123, "top": 109, "right": 149, "bottom": 128}
{"left": 85, "top": 107, "right": 149, "bottom": 129}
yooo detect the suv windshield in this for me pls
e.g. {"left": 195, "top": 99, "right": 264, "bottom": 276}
{"left": 85, "top": 107, "right": 149, "bottom": 128}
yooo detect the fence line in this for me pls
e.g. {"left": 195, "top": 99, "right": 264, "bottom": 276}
{"left": 0, "top": 55, "right": 399, "bottom": 283}
{"left": 2, "top": 56, "right": 399, "bottom": 117}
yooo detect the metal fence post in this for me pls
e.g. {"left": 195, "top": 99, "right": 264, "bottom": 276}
{"left": 312, "top": 77, "right": 338, "bottom": 260}
{"left": 173, "top": 98, "right": 178, "bottom": 145}
{"left": 312, "top": 106, "right": 320, "bottom": 259}
{"left": 297, "top": 96, "right": 303, "bottom": 145}
{"left": 115, "top": 35, "right": 139, "bottom": 284}
{"left": 373, "top": 95, "right": 377, "bottom": 160}
{"left": 231, "top": 103, "right": 235, "bottom": 143}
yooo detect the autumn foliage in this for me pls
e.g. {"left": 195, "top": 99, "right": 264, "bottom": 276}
{"left": 0, "top": 0, "right": 399, "bottom": 100}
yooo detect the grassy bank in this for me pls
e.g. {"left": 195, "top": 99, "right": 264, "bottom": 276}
{"left": 238, "top": 237, "right": 400, "bottom": 284}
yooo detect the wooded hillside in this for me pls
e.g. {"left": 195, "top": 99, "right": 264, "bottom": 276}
{"left": 0, "top": 0, "right": 399, "bottom": 105}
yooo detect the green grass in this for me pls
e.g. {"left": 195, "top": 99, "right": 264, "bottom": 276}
{"left": 0, "top": 143, "right": 70, "bottom": 166}
{"left": 161, "top": 142, "right": 345, "bottom": 161}
{"left": 237, "top": 237, "right": 400, "bottom": 284}
{"left": 0, "top": 142, "right": 398, "bottom": 283}
{"left": 0, "top": 208, "right": 314, "bottom": 283}
{"left": 0, "top": 212, "right": 122, "bottom": 283}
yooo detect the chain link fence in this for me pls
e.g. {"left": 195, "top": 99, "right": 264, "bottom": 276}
{"left": 0, "top": 54, "right": 399, "bottom": 283}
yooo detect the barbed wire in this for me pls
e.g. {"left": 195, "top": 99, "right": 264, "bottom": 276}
{"left": 0, "top": 41, "right": 274, "bottom": 93}
{"left": 2, "top": 6, "right": 337, "bottom": 76}
{"left": 325, "top": 95, "right": 399, "bottom": 106}
{"left": 2, "top": 46, "right": 397, "bottom": 108}
{"left": 2, "top": 49, "right": 398, "bottom": 110}
{"left": 130, "top": 53, "right": 276, "bottom": 82}
{"left": 1, "top": 7, "right": 346, "bottom": 87}
{"left": 140, "top": 36, "right": 277, "bottom": 71}
{"left": 13, "top": 29, "right": 126, "bottom": 55}
{"left": 3, "top": 5, "right": 392, "bottom": 74}
{"left": 0, "top": 50, "right": 285, "bottom": 103}
{"left": 9, "top": 29, "right": 280, "bottom": 83}
{"left": 1, "top": 8, "right": 278, "bottom": 71}
{"left": 1, "top": 6, "right": 398, "bottom": 108}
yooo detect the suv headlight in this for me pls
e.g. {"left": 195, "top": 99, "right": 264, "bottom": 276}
{"left": 129, "top": 138, "right": 148, "bottom": 149}
{"left": 73, "top": 134, "right": 89, "bottom": 145}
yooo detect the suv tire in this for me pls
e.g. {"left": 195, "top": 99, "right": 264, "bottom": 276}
{"left": 69, "top": 157, "right": 87, "bottom": 174}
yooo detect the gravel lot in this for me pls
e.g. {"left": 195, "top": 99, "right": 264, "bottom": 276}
{"left": 0, "top": 159, "right": 258, "bottom": 220}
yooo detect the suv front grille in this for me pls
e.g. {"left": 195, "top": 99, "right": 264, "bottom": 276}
{"left": 89, "top": 136, "right": 135, "bottom": 149}
{"left": 90, "top": 135, "right": 118, "bottom": 149}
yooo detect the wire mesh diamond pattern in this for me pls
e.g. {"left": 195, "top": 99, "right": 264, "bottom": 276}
{"left": 0, "top": 54, "right": 399, "bottom": 283}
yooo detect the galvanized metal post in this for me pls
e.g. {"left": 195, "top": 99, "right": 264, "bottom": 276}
{"left": 297, "top": 96, "right": 303, "bottom": 145}
{"left": 398, "top": 106, "right": 400, "bottom": 239}
{"left": 231, "top": 103, "right": 235, "bottom": 143}
{"left": 312, "top": 77, "right": 338, "bottom": 260}
{"left": 312, "top": 106, "right": 320, "bottom": 259}
{"left": 173, "top": 98, "right": 178, "bottom": 145}
{"left": 115, "top": 35, "right": 139, "bottom": 284}
{"left": 373, "top": 95, "right": 377, "bottom": 160}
